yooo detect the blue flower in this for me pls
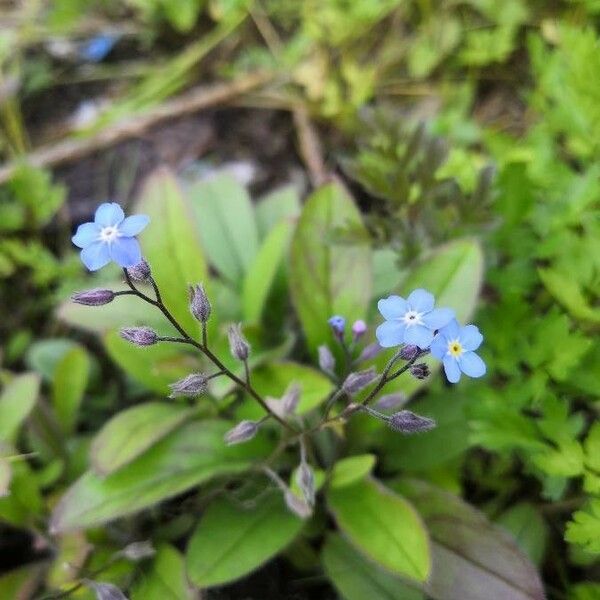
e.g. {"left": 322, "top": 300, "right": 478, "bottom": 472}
{"left": 430, "top": 319, "right": 486, "bottom": 383}
{"left": 328, "top": 315, "right": 346, "bottom": 336}
{"left": 376, "top": 289, "right": 455, "bottom": 349}
{"left": 80, "top": 35, "right": 118, "bottom": 62}
{"left": 72, "top": 202, "right": 149, "bottom": 271}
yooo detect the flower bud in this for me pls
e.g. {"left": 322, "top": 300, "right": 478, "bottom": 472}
{"left": 400, "top": 344, "right": 420, "bottom": 360}
{"left": 126, "top": 259, "right": 151, "bottom": 282}
{"left": 388, "top": 410, "right": 436, "bottom": 434}
{"left": 168, "top": 373, "right": 208, "bottom": 398}
{"left": 120, "top": 541, "right": 155, "bottom": 561}
{"left": 375, "top": 392, "right": 408, "bottom": 411}
{"left": 120, "top": 327, "right": 158, "bottom": 346}
{"left": 328, "top": 315, "right": 346, "bottom": 338}
{"left": 189, "top": 283, "right": 211, "bottom": 323}
{"left": 281, "top": 383, "right": 301, "bottom": 415}
{"left": 342, "top": 367, "right": 378, "bottom": 394}
{"left": 296, "top": 462, "right": 315, "bottom": 506}
{"left": 318, "top": 345, "right": 336, "bottom": 373}
{"left": 409, "top": 363, "right": 430, "bottom": 380}
{"left": 284, "top": 490, "right": 312, "bottom": 519}
{"left": 224, "top": 420, "right": 259, "bottom": 445}
{"left": 228, "top": 323, "right": 250, "bottom": 361}
{"left": 357, "top": 342, "right": 382, "bottom": 363}
{"left": 72, "top": 288, "right": 115, "bottom": 306}
{"left": 352, "top": 319, "right": 367, "bottom": 340}
{"left": 84, "top": 580, "right": 127, "bottom": 600}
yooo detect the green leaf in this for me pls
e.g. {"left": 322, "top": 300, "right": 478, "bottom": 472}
{"left": 131, "top": 544, "right": 193, "bottom": 600}
{"left": 25, "top": 339, "right": 79, "bottom": 380}
{"left": 189, "top": 173, "right": 259, "bottom": 287}
{"left": 322, "top": 534, "right": 424, "bottom": 600}
{"left": 0, "top": 373, "right": 40, "bottom": 443}
{"left": 496, "top": 503, "right": 549, "bottom": 566}
{"left": 255, "top": 184, "right": 301, "bottom": 238}
{"left": 330, "top": 454, "right": 376, "bottom": 488}
{"left": 50, "top": 420, "right": 270, "bottom": 533}
{"left": 136, "top": 167, "right": 209, "bottom": 335}
{"left": 160, "top": 0, "right": 203, "bottom": 32}
{"left": 242, "top": 221, "right": 293, "bottom": 323}
{"left": 566, "top": 499, "right": 600, "bottom": 554}
{"left": 91, "top": 402, "right": 196, "bottom": 475}
{"left": 186, "top": 492, "right": 304, "bottom": 586}
{"left": 52, "top": 347, "right": 90, "bottom": 434}
{"left": 290, "top": 182, "right": 372, "bottom": 356}
{"left": 396, "top": 479, "right": 546, "bottom": 600}
{"left": 236, "top": 361, "right": 334, "bottom": 420}
{"left": 0, "top": 562, "right": 46, "bottom": 600}
{"left": 327, "top": 478, "right": 430, "bottom": 582}
{"left": 0, "top": 459, "right": 43, "bottom": 527}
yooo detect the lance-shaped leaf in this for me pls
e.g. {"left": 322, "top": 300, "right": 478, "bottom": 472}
{"left": 0, "top": 373, "right": 40, "bottom": 443}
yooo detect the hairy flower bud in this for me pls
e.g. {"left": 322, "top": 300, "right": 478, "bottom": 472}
{"left": 342, "top": 367, "right": 378, "bottom": 394}
{"left": 375, "top": 392, "right": 408, "bottom": 411}
{"left": 168, "top": 373, "right": 208, "bottom": 398}
{"left": 318, "top": 345, "right": 336, "bottom": 373}
{"left": 228, "top": 323, "right": 250, "bottom": 361}
{"left": 281, "top": 383, "right": 301, "bottom": 415}
{"left": 72, "top": 288, "right": 115, "bottom": 306}
{"left": 126, "top": 258, "right": 151, "bottom": 282}
{"left": 120, "top": 541, "right": 155, "bottom": 561}
{"left": 409, "top": 363, "right": 430, "bottom": 380}
{"left": 352, "top": 319, "right": 367, "bottom": 340}
{"left": 189, "top": 283, "right": 211, "bottom": 323}
{"left": 399, "top": 344, "right": 420, "bottom": 361}
{"left": 224, "top": 420, "right": 258, "bottom": 445}
{"left": 296, "top": 462, "right": 316, "bottom": 506}
{"left": 328, "top": 315, "right": 346, "bottom": 338}
{"left": 284, "top": 490, "right": 312, "bottom": 519}
{"left": 388, "top": 410, "right": 436, "bottom": 434}
{"left": 357, "top": 342, "right": 382, "bottom": 363}
{"left": 120, "top": 326, "right": 158, "bottom": 346}
{"left": 84, "top": 580, "right": 128, "bottom": 600}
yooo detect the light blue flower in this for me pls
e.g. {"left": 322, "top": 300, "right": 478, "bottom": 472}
{"left": 430, "top": 319, "right": 486, "bottom": 383}
{"left": 376, "top": 289, "right": 455, "bottom": 349}
{"left": 72, "top": 202, "right": 149, "bottom": 271}
{"left": 328, "top": 315, "right": 346, "bottom": 336}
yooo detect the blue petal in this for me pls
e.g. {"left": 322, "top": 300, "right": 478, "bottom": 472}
{"left": 376, "top": 321, "right": 406, "bottom": 348}
{"left": 109, "top": 237, "right": 142, "bottom": 267}
{"left": 119, "top": 214, "right": 150, "bottom": 237}
{"left": 403, "top": 324, "right": 434, "bottom": 349}
{"left": 95, "top": 202, "right": 125, "bottom": 227}
{"left": 437, "top": 318, "right": 461, "bottom": 340}
{"left": 80, "top": 35, "right": 118, "bottom": 62}
{"left": 407, "top": 289, "right": 434, "bottom": 313}
{"left": 430, "top": 334, "right": 448, "bottom": 360}
{"left": 422, "top": 307, "right": 455, "bottom": 331}
{"left": 458, "top": 352, "right": 486, "bottom": 378}
{"left": 459, "top": 325, "right": 483, "bottom": 351}
{"left": 80, "top": 241, "right": 111, "bottom": 271}
{"left": 72, "top": 222, "right": 100, "bottom": 248}
{"left": 377, "top": 296, "right": 408, "bottom": 320}
{"left": 443, "top": 355, "right": 461, "bottom": 383}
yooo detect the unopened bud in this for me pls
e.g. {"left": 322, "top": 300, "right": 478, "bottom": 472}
{"left": 409, "top": 363, "right": 430, "bottom": 380}
{"left": 388, "top": 410, "right": 436, "bottom": 434}
{"left": 84, "top": 580, "right": 128, "bottom": 600}
{"left": 400, "top": 345, "right": 420, "bottom": 360}
{"left": 228, "top": 323, "right": 250, "bottom": 361}
{"left": 342, "top": 367, "right": 378, "bottom": 394}
{"left": 120, "top": 541, "right": 155, "bottom": 561}
{"left": 328, "top": 315, "right": 346, "bottom": 338}
{"left": 284, "top": 490, "right": 312, "bottom": 519}
{"left": 281, "top": 383, "right": 301, "bottom": 415}
{"left": 318, "top": 345, "right": 336, "bottom": 373}
{"left": 126, "top": 259, "right": 151, "bottom": 282}
{"left": 375, "top": 392, "right": 408, "bottom": 410}
{"left": 352, "top": 320, "right": 367, "bottom": 340}
{"left": 168, "top": 373, "right": 208, "bottom": 398}
{"left": 224, "top": 420, "right": 258, "bottom": 445}
{"left": 72, "top": 289, "right": 115, "bottom": 306}
{"left": 189, "top": 283, "right": 211, "bottom": 323}
{"left": 357, "top": 342, "right": 382, "bottom": 363}
{"left": 296, "top": 462, "right": 315, "bottom": 506}
{"left": 120, "top": 327, "right": 158, "bottom": 346}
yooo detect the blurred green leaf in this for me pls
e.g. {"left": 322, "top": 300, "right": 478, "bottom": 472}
{"left": 50, "top": 420, "right": 270, "bottom": 532}
{"left": 91, "top": 402, "right": 196, "bottom": 475}
{"left": 330, "top": 454, "right": 376, "bottom": 488}
{"left": 255, "top": 185, "right": 301, "bottom": 238}
{"left": 186, "top": 492, "right": 304, "bottom": 586}
{"left": 0, "top": 373, "right": 40, "bottom": 443}
{"left": 26, "top": 339, "right": 79, "bottom": 380}
{"left": 566, "top": 499, "right": 600, "bottom": 554}
{"left": 328, "top": 478, "right": 430, "bottom": 582}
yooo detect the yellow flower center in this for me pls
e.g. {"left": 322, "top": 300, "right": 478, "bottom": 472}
{"left": 448, "top": 339, "right": 463, "bottom": 358}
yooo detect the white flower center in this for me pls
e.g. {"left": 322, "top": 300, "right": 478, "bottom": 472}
{"left": 402, "top": 310, "right": 424, "bottom": 327}
{"left": 99, "top": 225, "right": 120, "bottom": 243}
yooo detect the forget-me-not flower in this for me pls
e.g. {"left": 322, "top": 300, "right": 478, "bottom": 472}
{"left": 430, "top": 319, "right": 486, "bottom": 383}
{"left": 376, "top": 289, "right": 454, "bottom": 349}
{"left": 72, "top": 202, "right": 149, "bottom": 271}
